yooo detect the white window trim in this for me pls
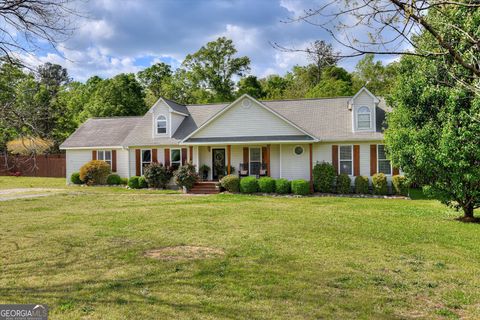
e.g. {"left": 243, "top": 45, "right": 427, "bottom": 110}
{"left": 338, "top": 144, "right": 354, "bottom": 176}
{"left": 356, "top": 106, "right": 372, "bottom": 131}
{"left": 249, "top": 146, "right": 262, "bottom": 176}
{"left": 293, "top": 145, "right": 304, "bottom": 156}
{"left": 377, "top": 144, "right": 393, "bottom": 176}
{"left": 170, "top": 148, "right": 182, "bottom": 168}
{"left": 141, "top": 149, "right": 152, "bottom": 175}
{"left": 97, "top": 150, "right": 112, "bottom": 168}
{"left": 156, "top": 114, "right": 168, "bottom": 135}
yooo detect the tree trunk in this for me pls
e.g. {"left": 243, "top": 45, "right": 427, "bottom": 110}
{"left": 463, "top": 203, "right": 474, "bottom": 219}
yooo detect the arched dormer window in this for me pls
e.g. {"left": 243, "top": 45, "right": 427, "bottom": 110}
{"left": 357, "top": 106, "right": 371, "bottom": 130}
{"left": 156, "top": 115, "right": 167, "bottom": 134}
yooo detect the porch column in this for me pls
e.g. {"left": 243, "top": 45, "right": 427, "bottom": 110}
{"left": 266, "top": 144, "right": 271, "bottom": 177}
{"left": 227, "top": 145, "right": 231, "bottom": 175}
{"left": 309, "top": 143, "right": 314, "bottom": 193}
{"left": 189, "top": 146, "right": 193, "bottom": 163}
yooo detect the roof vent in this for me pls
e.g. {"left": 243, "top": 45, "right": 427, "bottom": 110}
{"left": 242, "top": 99, "right": 251, "bottom": 109}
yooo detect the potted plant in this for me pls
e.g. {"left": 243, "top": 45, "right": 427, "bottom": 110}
{"left": 199, "top": 164, "right": 210, "bottom": 181}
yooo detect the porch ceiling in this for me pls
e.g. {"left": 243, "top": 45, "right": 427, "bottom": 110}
{"left": 182, "top": 135, "right": 315, "bottom": 145}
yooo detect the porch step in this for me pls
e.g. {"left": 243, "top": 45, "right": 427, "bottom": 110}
{"left": 189, "top": 182, "right": 219, "bottom": 194}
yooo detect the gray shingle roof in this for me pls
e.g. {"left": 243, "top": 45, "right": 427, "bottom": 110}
{"left": 60, "top": 117, "right": 141, "bottom": 148}
{"left": 60, "top": 96, "right": 390, "bottom": 149}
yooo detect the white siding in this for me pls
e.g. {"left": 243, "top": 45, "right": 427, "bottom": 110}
{"left": 279, "top": 144, "right": 310, "bottom": 181}
{"left": 352, "top": 90, "right": 376, "bottom": 132}
{"left": 269, "top": 144, "right": 280, "bottom": 178}
{"left": 192, "top": 99, "right": 304, "bottom": 138}
{"left": 65, "top": 149, "right": 92, "bottom": 183}
{"left": 116, "top": 149, "right": 130, "bottom": 178}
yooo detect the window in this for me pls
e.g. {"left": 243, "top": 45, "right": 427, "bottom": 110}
{"left": 171, "top": 149, "right": 181, "bottom": 169}
{"left": 141, "top": 149, "right": 152, "bottom": 175}
{"left": 294, "top": 146, "right": 304, "bottom": 156}
{"left": 97, "top": 150, "right": 112, "bottom": 167}
{"left": 377, "top": 144, "right": 392, "bottom": 175}
{"left": 339, "top": 145, "right": 353, "bottom": 175}
{"left": 156, "top": 115, "right": 167, "bottom": 134}
{"left": 249, "top": 147, "right": 262, "bottom": 176}
{"left": 357, "top": 106, "right": 371, "bottom": 130}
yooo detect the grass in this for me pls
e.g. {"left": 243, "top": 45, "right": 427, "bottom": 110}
{"left": 0, "top": 177, "right": 479, "bottom": 319}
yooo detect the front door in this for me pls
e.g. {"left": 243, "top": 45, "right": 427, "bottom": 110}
{"left": 212, "top": 148, "right": 226, "bottom": 180}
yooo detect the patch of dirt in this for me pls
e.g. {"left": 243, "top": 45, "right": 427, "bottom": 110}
{"left": 455, "top": 216, "right": 480, "bottom": 223}
{"left": 144, "top": 245, "right": 224, "bottom": 261}
{"left": 0, "top": 188, "right": 65, "bottom": 201}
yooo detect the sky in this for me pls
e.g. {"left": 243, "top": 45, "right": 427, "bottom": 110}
{"left": 20, "top": 0, "right": 398, "bottom": 82}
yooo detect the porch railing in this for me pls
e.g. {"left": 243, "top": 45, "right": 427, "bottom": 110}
{"left": 238, "top": 162, "right": 267, "bottom": 177}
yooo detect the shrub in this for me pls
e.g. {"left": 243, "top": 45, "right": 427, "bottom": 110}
{"left": 313, "top": 162, "right": 336, "bottom": 193}
{"left": 372, "top": 173, "right": 388, "bottom": 195}
{"left": 291, "top": 179, "right": 311, "bottom": 196}
{"left": 199, "top": 164, "right": 210, "bottom": 180}
{"left": 139, "top": 176, "right": 148, "bottom": 188}
{"left": 275, "top": 178, "right": 291, "bottom": 194}
{"left": 128, "top": 176, "right": 140, "bottom": 189}
{"left": 258, "top": 177, "right": 276, "bottom": 193}
{"left": 240, "top": 176, "right": 258, "bottom": 194}
{"left": 336, "top": 174, "right": 351, "bottom": 194}
{"left": 174, "top": 163, "right": 199, "bottom": 190}
{"left": 106, "top": 174, "right": 122, "bottom": 185}
{"left": 392, "top": 175, "right": 408, "bottom": 196}
{"left": 220, "top": 174, "right": 240, "bottom": 193}
{"left": 79, "top": 160, "right": 111, "bottom": 185}
{"left": 144, "top": 162, "right": 172, "bottom": 189}
{"left": 120, "top": 177, "right": 128, "bottom": 185}
{"left": 354, "top": 176, "right": 370, "bottom": 194}
{"left": 70, "top": 172, "right": 83, "bottom": 185}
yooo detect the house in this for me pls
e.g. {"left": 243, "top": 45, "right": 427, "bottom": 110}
{"left": 60, "top": 87, "right": 397, "bottom": 189}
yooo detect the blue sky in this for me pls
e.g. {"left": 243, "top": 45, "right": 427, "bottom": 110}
{"left": 21, "top": 0, "right": 397, "bottom": 81}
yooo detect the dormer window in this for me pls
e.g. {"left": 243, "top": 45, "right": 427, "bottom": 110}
{"left": 156, "top": 115, "right": 167, "bottom": 134}
{"left": 357, "top": 106, "right": 372, "bottom": 130}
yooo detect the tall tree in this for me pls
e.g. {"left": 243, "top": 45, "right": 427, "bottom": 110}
{"left": 385, "top": 5, "right": 480, "bottom": 220}
{"left": 260, "top": 75, "right": 291, "bottom": 100}
{"left": 37, "top": 62, "right": 70, "bottom": 90}
{"left": 183, "top": 37, "right": 250, "bottom": 102}
{"left": 305, "top": 40, "right": 339, "bottom": 83}
{"left": 352, "top": 54, "right": 398, "bottom": 96}
{"left": 237, "top": 76, "right": 264, "bottom": 99}
{"left": 137, "top": 62, "right": 173, "bottom": 105}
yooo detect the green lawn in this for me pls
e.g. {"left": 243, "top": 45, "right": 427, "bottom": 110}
{"left": 0, "top": 177, "right": 479, "bottom": 319}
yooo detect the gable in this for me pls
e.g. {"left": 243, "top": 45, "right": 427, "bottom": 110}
{"left": 352, "top": 90, "right": 375, "bottom": 106}
{"left": 189, "top": 97, "right": 306, "bottom": 139}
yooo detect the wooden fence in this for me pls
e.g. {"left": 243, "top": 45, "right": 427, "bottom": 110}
{"left": 0, "top": 154, "right": 66, "bottom": 177}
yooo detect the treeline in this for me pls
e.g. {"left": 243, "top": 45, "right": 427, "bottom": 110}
{"left": 0, "top": 37, "right": 398, "bottom": 152}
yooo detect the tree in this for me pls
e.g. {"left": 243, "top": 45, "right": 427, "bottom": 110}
{"left": 0, "top": 0, "right": 77, "bottom": 66}
{"left": 80, "top": 73, "right": 147, "bottom": 120}
{"left": 260, "top": 75, "right": 290, "bottom": 100}
{"left": 237, "top": 76, "right": 264, "bottom": 98}
{"left": 137, "top": 62, "right": 173, "bottom": 105}
{"left": 305, "top": 40, "right": 339, "bottom": 82}
{"left": 183, "top": 37, "right": 250, "bottom": 102}
{"left": 306, "top": 66, "right": 355, "bottom": 98}
{"left": 352, "top": 54, "right": 398, "bottom": 96}
{"left": 384, "top": 5, "right": 480, "bottom": 220}
{"left": 37, "top": 62, "right": 70, "bottom": 90}
{"left": 290, "top": 1, "right": 480, "bottom": 92}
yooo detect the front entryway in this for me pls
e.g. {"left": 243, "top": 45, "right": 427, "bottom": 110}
{"left": 212, "top": 148, "right": 226, "bottom": 180}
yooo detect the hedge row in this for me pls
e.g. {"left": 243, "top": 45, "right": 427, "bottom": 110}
{"left": 312, "top": 162, "right": 408, "bottom": 195}
{"left": 220, "top": 175, "right": 311, "bottom": 195}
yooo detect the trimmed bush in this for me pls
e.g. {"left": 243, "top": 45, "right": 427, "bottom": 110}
{"left": 372, "top": 173, "right": 388, "bottom": 195}
{"left": 174, "top": 163, "right": 199, "bottom": 190}
{"left": 258, "top": 177, "right": 276, "bottom": 193}
{"left": 70, "top": 172, "right": 83, "bottom": 185}
{"left": 120, "top": 177, "right": 128, "bottom": 185}
{"left": 291, "top": 179, "right": 311, "bottom": 196}
{"left": 240, "top": 176, "right": 258, "bottom": 194}
{"left": 144, "top": 162, "right": 172, "bottom": 189}
{"left": 79, "top": 160, "right": 111, "bottom": 185}
{"left": 354, "top": 176, "right": 369, "bottom": 194}
{"left": 392, "top": 175, "right": 408, "bottom": 196}
{"left": 313, "top": 162, "right": 336, "bottom": 193}
{"left": 336, "top": 174, "right": 351, "bottom": 194}
{"left": 128, "top": 176, "right": 140, "bottom": 189}
{"left": 106, "top": 174, "right": 122, "bottom": 185}
{"left": 275, "top": 178, "right": 291, "bottom": 194}
{"left": 139, "top": 176, "right": 148, "bottom": 188}
{"left": 220, "top": 174, "right": 240, "bottom": 193}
